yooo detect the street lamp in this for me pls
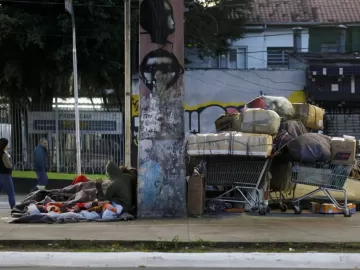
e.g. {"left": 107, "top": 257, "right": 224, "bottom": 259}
{"left": 65, "top": 0, "right": 81, "bottom": 175}
{"left": 124, "top": 0, "right": 132, "bottom": 167}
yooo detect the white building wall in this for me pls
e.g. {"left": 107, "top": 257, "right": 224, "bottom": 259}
{"left": 185, "top": 28, "right": 309, "bottom": 69}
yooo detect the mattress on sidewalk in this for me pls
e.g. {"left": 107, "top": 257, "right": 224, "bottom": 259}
{"left": 187, "top": 132, "right": 273, "bottom": 157}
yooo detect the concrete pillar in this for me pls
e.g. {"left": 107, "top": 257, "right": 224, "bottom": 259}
{"left": 137, "top": 0, "right": 186, "bottom": 217}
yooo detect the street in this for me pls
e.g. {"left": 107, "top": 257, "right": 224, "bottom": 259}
{"left": 0, "top": 268, "right": 355, "bottom": 270}
{"left": 0, "top": 266, "right": 351, "bottom": 270}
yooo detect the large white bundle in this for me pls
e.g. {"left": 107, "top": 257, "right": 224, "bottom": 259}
{"left": 187, "top": 132, "right": 273, "bottom": 157}
{"left": 240, "top": 108, "right": 280, "bottom": 135}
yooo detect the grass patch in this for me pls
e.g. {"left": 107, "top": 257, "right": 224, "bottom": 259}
{"left": 1, "top": 240, "right": 360, "bottom": 253}
{"left": 12, "top": 171, "right": 105, "bottom": 181}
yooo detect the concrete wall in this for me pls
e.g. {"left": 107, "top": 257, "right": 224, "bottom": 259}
{"left": 132, "top": 69, "right": 307, "bottom": 145}
{"left": 185, "top": 28, "right": 309, "bottom": 69}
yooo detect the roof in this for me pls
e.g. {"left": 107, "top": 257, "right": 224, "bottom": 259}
{"left": 249, "top": 0, "right": 360, "bottom": 24}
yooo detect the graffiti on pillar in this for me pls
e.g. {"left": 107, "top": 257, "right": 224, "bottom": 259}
{"left": 140, "top": 0, "right": 175, "bottom": 45}
{"left": 139, "top": 48, "right": 184, "bottom": 92}
{"left": 138, "top": 0, "right": 184, "bottom": 140}
{"left": 138, "top": 0, "right": 186, "bottom": 217}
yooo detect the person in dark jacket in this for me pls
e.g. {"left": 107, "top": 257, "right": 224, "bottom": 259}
{"left": 0, "top": 138, "right": 16, "bottom": 209}
{"left": 33, "top": 138, "right": 49, "bottom": 190}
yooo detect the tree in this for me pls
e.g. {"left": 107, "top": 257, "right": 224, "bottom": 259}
{"left": 0, "top": 0, "right": 125, "bottom": 106}
{"left": 0, "top": 0, "right": 252, "bottom": 105}
{"left": 184, "top": 0, "right": 252, "bottom": 57}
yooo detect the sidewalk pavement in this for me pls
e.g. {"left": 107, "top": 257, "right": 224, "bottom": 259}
{"left": 0, "top": 179, "right": 360, "bottom": 244}
{"left": 0, "top": 209, "right": 359, "bottom": 243}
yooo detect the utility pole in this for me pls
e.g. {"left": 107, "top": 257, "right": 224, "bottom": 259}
{"left": 65, "top": 0, "right": 81, "bottom": 175}
{"left": 124, "top": 0, "right": 132, "bottom": 167}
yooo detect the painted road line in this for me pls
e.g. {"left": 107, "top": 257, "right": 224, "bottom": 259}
{"left": 0, "top": 252, "right": 358, "bottom": 268}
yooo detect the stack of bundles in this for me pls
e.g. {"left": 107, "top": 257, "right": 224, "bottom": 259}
{"left": 215, "top": 109, "right": 280, "bottom": 135}
{"left": 187, "top": 132, "right": 273, "bottom": 158}
{"left": 190, "top": 94, "right": 356, "bottom": 167}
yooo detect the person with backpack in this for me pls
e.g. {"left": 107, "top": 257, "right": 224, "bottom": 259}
{"left": 0, "top": 138, "right": 16, "bottom": 209}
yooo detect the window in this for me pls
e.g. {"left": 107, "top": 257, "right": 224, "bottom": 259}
{"left": 267, "top": 47, "right": 292, "bottom": 68}
{"left": 321, "top": 43, "right": 338, "bottom": 53}
{"left": 218, "top": 48, "right": 247, "bottom": 69}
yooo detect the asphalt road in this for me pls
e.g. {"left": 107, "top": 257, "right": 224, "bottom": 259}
{"left": 0, "top": 268, "right": 355, "bottom": 270}
{"left": 0, "top": 267, "right": 350, "bottom": 270}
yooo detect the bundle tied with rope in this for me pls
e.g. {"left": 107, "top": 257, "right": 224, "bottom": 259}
{"left": 240, "top": 108, "right": 280, "bottom": 136}
{"left": 215, "top": 109, "right": 281, "bottom": 136}
{"left": 186, "top": 132, "right": 273, "bottom": 158}
{"left": 292, "top": 103, "right": 325, "bottom": 130}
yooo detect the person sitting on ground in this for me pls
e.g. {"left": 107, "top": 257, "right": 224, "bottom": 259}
{"left": 0, "top": 138, "right": 16, "bottom": 209}
{"left": 96, "top": 161, "right": 133, "bottom": 214}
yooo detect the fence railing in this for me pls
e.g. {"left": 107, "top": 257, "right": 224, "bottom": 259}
{"left": 0, "top": 102, "right": 124, "bottom": 174}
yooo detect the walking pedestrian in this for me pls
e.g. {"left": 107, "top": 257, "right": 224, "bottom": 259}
{"left": 33, "top": 138, "right": 49, "bottom": 191}
{"left": 0, "top": 138, "right": 16, "bottom": 209}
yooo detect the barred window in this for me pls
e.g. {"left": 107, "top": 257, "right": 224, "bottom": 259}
{"left": 218, "top": 48, "right": 247, "bottom": 69}
{"left": 267, "top": 47, "right": 292, "bottom": 67}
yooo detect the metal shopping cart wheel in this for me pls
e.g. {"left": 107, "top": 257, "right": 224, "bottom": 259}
{"left": 344, "top": 210, "right": 352, "bottom": 218}
{"left": 279, "top": 203, "right": 288, "bottom": 212}
{"left": 293, "top": 204, "right": 302, "bottom": 215}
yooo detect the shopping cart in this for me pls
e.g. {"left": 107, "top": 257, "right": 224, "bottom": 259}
{"left": 291, "top": 162, "right": 353, "bottom": 217}
{"left": 205, "top": 156, "right": 272, "bottom": 215}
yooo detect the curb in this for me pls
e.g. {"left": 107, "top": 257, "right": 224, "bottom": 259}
{"left": 0, "top": 252, "right": 359, "bottom": 268}
{"left": 1, "top": 240, "right": 360, "bottom": 251}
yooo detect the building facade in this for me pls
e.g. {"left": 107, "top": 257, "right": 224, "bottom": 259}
{"left": 130, "top": 0, "right": 360, "bottom": 165}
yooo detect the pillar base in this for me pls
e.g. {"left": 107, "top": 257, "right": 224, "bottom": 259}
{"left": 137, "top": 139, "right": 186, "bottom": 218}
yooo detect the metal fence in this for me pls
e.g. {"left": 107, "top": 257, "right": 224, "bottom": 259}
{"left": 0, "top": 101, "right": 124, "bottom": 174}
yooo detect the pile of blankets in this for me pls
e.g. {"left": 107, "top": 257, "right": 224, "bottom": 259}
{"left": 10, "top": 161, "right": 137, "bottom": 224}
